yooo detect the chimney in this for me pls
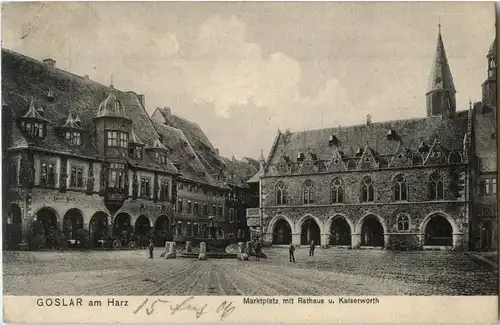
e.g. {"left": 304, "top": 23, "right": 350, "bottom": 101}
{"left": 366, "top": 114, "right": 372, "bottom": 126}
{"left": 163, "top": 106, "right": 171, "bottom": 117}
{"left": 137, "top": 94, "right": 145, "bottom": 108}
{"left": 43, "top": 58, "right": 56, "bottom": 70}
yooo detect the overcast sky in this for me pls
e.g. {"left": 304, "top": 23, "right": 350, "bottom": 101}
{"left": 1, "top": 2, "right": 495, "bottom": 159}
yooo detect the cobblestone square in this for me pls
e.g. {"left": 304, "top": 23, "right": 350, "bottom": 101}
{"left": 3, "top": 248, "right": 497, "bottom": 296}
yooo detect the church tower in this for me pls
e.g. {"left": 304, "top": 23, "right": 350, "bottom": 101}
{"left": 426, "top": 25, "right": 456, "bottom": 118}
{"left": 481, "top": 37, "right": 496, "bottom": 109}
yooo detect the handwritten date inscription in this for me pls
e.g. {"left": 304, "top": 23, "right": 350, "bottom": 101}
{"left": 133, "top": 296, "right": 236, "bottom": 321}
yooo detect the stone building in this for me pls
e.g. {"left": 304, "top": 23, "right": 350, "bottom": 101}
{"left": 256, "top": 30, "right": 497, "bottom": 251}
{"left": 2, "top": 49, "right": 256, "bottom": 249}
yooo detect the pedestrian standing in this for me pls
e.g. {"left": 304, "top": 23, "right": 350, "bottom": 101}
{"left": 309, "top": 239, "right": 315, "bottom": 256}
{"left": 255, "top": 240, "right": 262, "bottom": 261}
{"left": 148, "top": 239, "right": 154, "bottom": 259}
{"left": 289, "top": 243, "right": 296, "bottom": 263}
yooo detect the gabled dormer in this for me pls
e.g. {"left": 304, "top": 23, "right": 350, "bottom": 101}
{"left": 58, "top": 109, "right": 84, "bottom": 146}
{"left": 424, "top": 139, "right": 447, "bottom": 165}
{"left": 327, "top": 148, "right": 347, "bottom": 172}
{"left": 388, "top": 143, "right": 411, "bottom": 168}
{"left": 357, "top": 146, "right": 379, "bottom": 170}
{"left": 93, "top": 91, "right": 132, "bottom": 159}
{"left": 17, "top": 97, "right": 50, "bottom": 139}
{"left": 147, "top": 138, "right": 169, "bottom": 164}
{"left": 128, "top": 129, "right": 145, "bottom": 160}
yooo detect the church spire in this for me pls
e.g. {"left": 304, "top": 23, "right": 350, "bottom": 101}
{"left": 426, "top": 24, "right": 456, "bottom": 118}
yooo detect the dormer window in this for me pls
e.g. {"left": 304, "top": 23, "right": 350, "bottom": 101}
{"left": 65, "top": 131, "right": 82, "bottom": 146}
{"left": 297, "top": 152, "right": 305, "bottom": 162}
{"left": 47, "top": 90, "right": 54, "bottom": 101}
{"left": 418, "top": 141, "right": 429, "bottom": 153}
{"left": 387, "top": 129, "right": 397, "bottom": 141}
{"left": 356, "top": 147, "right": 364, "bottom": 156}
{"left": 106, "top": 131, "right": 128, "bottom": 148}
{"left": 129, "top": 146, "right": 143, "bottom": 159}
{"left": 18, "top": 97, "right": 49, "bottom": 139}
{"left": 329, "top": 135, "right": 339, "bottom": 146}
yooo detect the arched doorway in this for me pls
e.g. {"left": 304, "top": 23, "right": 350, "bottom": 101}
{"left": 89, "top": 212, "right": 109, "bottom": 246}
{"left": 154, "top": 215, "right": 172, "bottom": 246}
{"left": 62, "top": 209, "right": 84, "bottom": 240}
{"left": 32, "top": 207, "right": 59, "bottom": 249}
{"left": 360, "top": 215, "right": 384, "bottom": 247}
{"left": 272, "top": 219, "right": 292, "bottom": 245}
{"left": 329, "top": 217, "right": 352, "bottom": 246}
{"left": 480, "top": 220, "right": 493, "bottom": 251}
{"left": 300, "top": 217, "right": 321, "bottom": 245}
{"left": 113, "top": 213, "right": 132, "bottom": 244}
{"left": 424, "top": 215, "right": 453, "bottom": 246}
{"left": 134, "top": 215, "right": 151, "bottom": 247}
{"left": 5, "top": 203, "right": 23, "bottom": 249}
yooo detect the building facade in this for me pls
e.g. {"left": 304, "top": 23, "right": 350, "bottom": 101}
{"left": 2, "top": 49, "right": 257, "bottom": 249}
{"left": 256, "top": 30, "right": 497, "bottom": 251}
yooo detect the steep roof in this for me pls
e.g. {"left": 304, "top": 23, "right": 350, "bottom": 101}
{"left": 427, "top": 28, "right": 456, "bottom": 93}
{"left": 267, "top": 113, "right": 469, "bottom": 167}
{"left": 220, "top": 156, "right": 257, "bottom": 188}
{"left": 2, "top": 48, "right": 177, "bottom": 173}
{"left": 153, "top": 121, "right": 221, "bottom": 187}
{"left": 488, "top": 37, "right": 497, "bottom": 58}
{"left": 154, "top": 107, "right": 225, "bottom": 172}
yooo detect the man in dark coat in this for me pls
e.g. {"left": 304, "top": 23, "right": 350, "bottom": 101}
{"left": 289, "top": 243, "right": 296, "bottom": 263}
{"left": 309, "top": 239, "right": 316, "bottom": 256}
{"left": 148, "top": 239, "right": 154, "bottom": 259}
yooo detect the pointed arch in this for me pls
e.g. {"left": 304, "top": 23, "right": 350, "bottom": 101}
{"left": 360, "top": 176, "right": 375, "bottom": 202}
{"left": 429, "top": 171, "right": 444, "bottom": 200}
{"left": 302, "top": 179, "right": 314, "bottom": 204}
{"left": 448, "top": 150, "right": 462, "bottom": 164}
{"left": 393, "top": 173, "right": 408, "bottom": 201}
{"left": 275, "top": 181, "right": 287, "bottom": 205}
{"left": 356, "top": 213, "right": 387, "bottom": 247}
{"left": 331, "top": 178, "right": 344, "bottom": 203}
{"left": 297, "top": 214, "right": 322, "bottom": 245}
{"left": 267, "top": 215, "right": 294, "bottom": 245}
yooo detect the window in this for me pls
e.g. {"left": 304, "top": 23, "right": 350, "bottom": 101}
{"left": 430, "top": 172, "right": 444, "bottom": 200}
{"left": 194, "top": 202, "right": 199, "bottom": 215}
{"left": 140, "top": 177, "right": 151, "bottom": 197}
{"left": 178, "top": 182, "right": 183, "bottom": 190}
{"left": 108, "top": 163, "right": 125, "bottom": 189}
{"left": 177, "top": 199, "right": 183, "bottom": 212}
{"left": 129, "top": 147, "right": 143, "bottom": 159}
{"left": 397, "top": 214, "right": 410, "bottom": 232}
{"left": 22, "top": 121, "right": 44, "bottom": 138}
{"left": 218, "top": 205, "right": 223, "bottom": 216}
{"left": 159, "top": 155, "right": 166, "bottom": 164}
{"left": 8, "top": 161, "right": 18, "bottom": 185}
{"left": 70, "top": 166, "right": 84, "bottom": 187}
{"left": 106, "top": 131, "right": 128, "bottom": 148}
{"left": 302, "top": 179, "right": 314, "bottom": 204}
{"left": 229, "top": 208, "right": 234, "bottom": 222}
{"left": 187, "top": 201, "right": 192, "bottom": 213}
{"left": 331, "top": 178, "right": 344, "bottom": 203}
{"left": 361, "top": 177, "right": 375, "bottom": 202}
{"left": 40, "top": 162, "right": 55, "bottom": 186}
{"left": 492, "top": 177, "right": 497, "bottom": 194}
{"left": 188, "top": 185, "right": 193, "bottom": 192}
{"left": 65, "top": 132, "right": 82, "bottom": 146}
{"left": 394, "top": 174, "right": 408, "bottom": 201}
{"left": 203, "top": 203, "right": 208, "bottom": 215}
{"left": 212, "top": 205, "right": 216, "bottom": 215}
{"left": 160, "top": 181, "right": 169, "bottom": 200}
{"left": 276, "top": 182, "right": 287, "bottom": 205}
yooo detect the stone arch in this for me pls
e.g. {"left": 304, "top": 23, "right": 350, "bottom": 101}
{"left": 448, "top": 150, "right": 463, "bottom": 164}
{"left": 89, "top": 211, "right": 109, "bottom": 246}
{"left": 268, "top": 215, "right": 293, "bottom": 245}
{"left": 32, "top": 206, "right": 60, "bottom": 249}
{"left": 62, "top": 208, "right": 84, "bottom": 239}
{"left": 113, "top": 212, "right": 133, "bottom": 241}
{"left": 420, "top": 212, "right": 459, "bottom": 247}
{"left": 5, "top": 203, "right": 23, "bottom": 248}
{"left": 134, "top": 215, "right": 152, "bottom": 236}
{"left": 356, "top": 213, "right": 387, "bottom": 247}
{"left": 326, "top": 214, "right": 354, "bottom": 246}
{"left": 154, "top": 214, "right": 172, "bottom": 246}
{"left": 297, "top": 214, "right": 322, "bottom": 245}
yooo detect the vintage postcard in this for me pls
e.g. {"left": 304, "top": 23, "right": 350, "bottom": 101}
{"left": 1, "top": 1, "right": 498, "bottom": 324}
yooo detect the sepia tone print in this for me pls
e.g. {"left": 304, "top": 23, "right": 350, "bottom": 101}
{"left": 1, "top": 2, "right": 497, "bottom": 297}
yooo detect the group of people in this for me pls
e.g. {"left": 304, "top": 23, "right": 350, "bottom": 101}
{"left": 289, "top": 239, "right": 315, "bottom": 263}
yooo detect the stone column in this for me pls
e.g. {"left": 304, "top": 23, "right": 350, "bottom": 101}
{"left": 351, "top": 233, "right": 361, "bottom": 249}
{"left": 292, "top": 233, "right": 300, "bottom": 246}
{"left": 320, "top": 233, "right": 329, "bottom": 248}
{"left": 418, "top": 233, "right": 425, "bottom": 248}
{"left": 20, "top": 218, "right": 30, "bottom": 248}
{"left": 452, "top": 233, "right": 464, "bottom": 251}
{"left": 384, "top": 234, "right": 391, "bottom": 249}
